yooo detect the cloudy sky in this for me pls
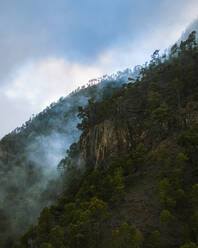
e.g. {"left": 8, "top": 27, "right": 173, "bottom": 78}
{"left": 0, "top": 0, "right": 198, "bottom": 137}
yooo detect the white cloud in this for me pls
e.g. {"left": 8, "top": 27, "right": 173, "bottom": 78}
{"left": 0, "top": 57, "right": 106, "bottom": 137}
{"left": 4, "top": 57, "right": 103, "bottom": 110}
{"left": 95, "top": 4, "right": 198, "bottom": 73}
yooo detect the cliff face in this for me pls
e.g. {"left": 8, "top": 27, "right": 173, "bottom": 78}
{"left": 78, "top": 106, "right": 198, "bottom": 169}
{"left": 79, "top": 119, "right": 134, "bottom": 168}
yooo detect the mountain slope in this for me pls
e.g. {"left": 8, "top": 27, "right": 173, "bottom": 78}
{"left": 13, "top": 31, "right": 198, "bottom": 248}
{"left": 0, "top": 68, "right": 139, "bottom": 247}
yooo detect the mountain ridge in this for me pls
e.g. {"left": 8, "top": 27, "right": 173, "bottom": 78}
{"left": 1, "top": 25, "right": 198, "bottom": 248}
{"left": 12, "top": 30, "right": 198, "bottom": 248}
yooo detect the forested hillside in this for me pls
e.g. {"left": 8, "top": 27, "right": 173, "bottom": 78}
{"left": 0, "top": 66, "right": 139, "bottom": 248}
{"left": 11, "top": 31, "right": 198, "bottom": 248}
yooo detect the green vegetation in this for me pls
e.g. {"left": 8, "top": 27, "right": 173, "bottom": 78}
{"left": 111, "top": 222, "right": 143, "bottom": 248}
{"left": 2, "top": 31, "right": 198, "bottom": 248}
{"left": 12, "top": 140, "right": 147, "bottom": 248}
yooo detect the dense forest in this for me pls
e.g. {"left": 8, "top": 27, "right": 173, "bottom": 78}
{"left": 1, "top": 30, "right": 198, "bottom": 248}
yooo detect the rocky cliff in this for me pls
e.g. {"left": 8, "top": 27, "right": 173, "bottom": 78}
{"left": 79, "top": 119, "right": 134, "bottom": 168}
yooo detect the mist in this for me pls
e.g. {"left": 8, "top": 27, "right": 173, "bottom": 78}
{"left": 0, "top": 67, "right": 140, "bottom": 246}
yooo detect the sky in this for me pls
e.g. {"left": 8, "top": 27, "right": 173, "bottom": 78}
{"left": 0, "top": 0, "right": 198, "bottom": 138}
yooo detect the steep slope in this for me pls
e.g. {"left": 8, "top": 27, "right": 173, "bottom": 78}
{"left": 14, "top": 31, "right": 198, "bottom": 248}
{"left": 0, "top": 68, "right": 140, "bottom": 247}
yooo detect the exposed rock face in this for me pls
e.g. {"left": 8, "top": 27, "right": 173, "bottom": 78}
{"left": 78, "top": 97, "right": 198, "bottom": 169}
{"left": 79, "top": 120, "right": 133, "bottom": 168}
